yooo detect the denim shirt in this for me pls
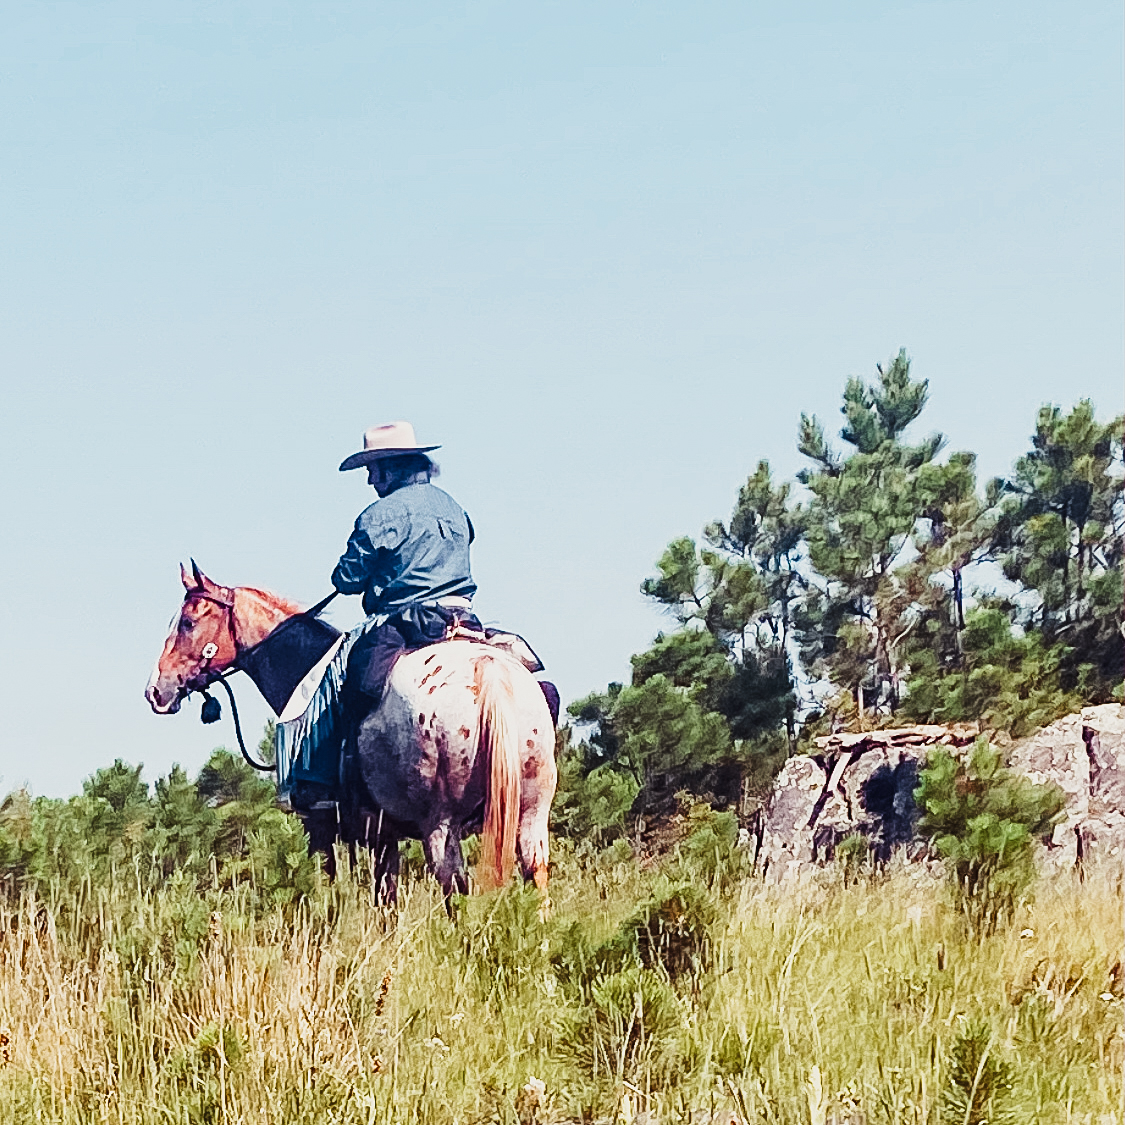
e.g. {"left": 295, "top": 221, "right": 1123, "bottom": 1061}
{"left": 331, "top": 483, "right": 477, "bottom": 616}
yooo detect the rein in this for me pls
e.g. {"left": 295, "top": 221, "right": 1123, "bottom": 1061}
{"left": 203, "top": 672, "right": 271, "bottom": 772}
{"left": 188, "top": 588, "right": 339, "bottom": 773}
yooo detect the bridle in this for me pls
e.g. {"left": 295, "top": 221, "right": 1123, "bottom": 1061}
{"left": 174, "top": 585, "right": 339, "bottom": 774}
{"left": 183, "top": 586, "right": 242, "bottom": 680}
{"left": 179, "top": 586, "right": 273, "bottom": 772}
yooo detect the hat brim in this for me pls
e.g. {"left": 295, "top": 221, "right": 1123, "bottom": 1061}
{"left": 339, "top": 445, "right": 440, "bottom": 472}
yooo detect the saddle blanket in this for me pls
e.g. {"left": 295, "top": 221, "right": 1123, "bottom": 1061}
{"left": 275, "top": 630, "right": 355, "bottom": 806}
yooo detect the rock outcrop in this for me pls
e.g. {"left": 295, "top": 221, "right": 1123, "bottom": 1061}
{"left": 757, "top": 705, "right": 1125, "bottom": 882}
{"left": 1008, "top": 704, "right": 1125, "bottom": 870}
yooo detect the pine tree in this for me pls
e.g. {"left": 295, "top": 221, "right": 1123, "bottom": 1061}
{"left": 796, "top": 349, "right": 945, "bottom": 718}
{"left": 197, "top": 749, "right": 277, "bottom": 860}
{"left": 989, "top": 400, "right": 1124, "bottom": 695}
{"left": 915, "top": 450, "right": 993, "bottom": 642}
{"left": 152, "top": 765, "right": 218, "bottom": 876}
{"left": 915, "top": 739, "right": 1065, "bottom": 934}
{"left": 81, "top": 760, "right": 153, "bottom": 868}
{"left": 567, "top": 461, "right": 802, "bottom": 818}
{"left": 641, "top": 460, "right": 804, "bottom": 743}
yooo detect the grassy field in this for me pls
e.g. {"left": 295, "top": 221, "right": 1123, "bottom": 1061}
{"left": 0, "top": 844, "right": 1119, "bottom": 1124}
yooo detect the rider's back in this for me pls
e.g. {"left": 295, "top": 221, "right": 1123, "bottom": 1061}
{"left": 333, "top": 482, "right": 477, "bottom": 616}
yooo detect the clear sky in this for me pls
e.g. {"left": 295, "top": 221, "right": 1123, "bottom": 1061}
{"left": 1, "top": 2, "right": 1121, "bottom": 798}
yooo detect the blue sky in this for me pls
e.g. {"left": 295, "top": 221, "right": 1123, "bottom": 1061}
{"left": 1, "top": 2, "right": 1121, "bottom": 797}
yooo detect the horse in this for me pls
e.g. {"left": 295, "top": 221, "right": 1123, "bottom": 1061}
{"left": 145, "top": 563, "right": 557, "bottom": 902}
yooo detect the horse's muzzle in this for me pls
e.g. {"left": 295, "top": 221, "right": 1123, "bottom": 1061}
{"left": 145, "top": 681, "right": 184, "bottom": 715}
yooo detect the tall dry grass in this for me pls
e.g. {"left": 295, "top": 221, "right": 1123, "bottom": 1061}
{"left": 0, "top": 849, "right": 1119, "bottom": 1124}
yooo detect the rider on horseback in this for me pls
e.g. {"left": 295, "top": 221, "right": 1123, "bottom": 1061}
{"left": 333, "top": 422, "right": 484, "bottom": 716}
{"left": 145, "top": 423, "right": 560, "bottom": 894}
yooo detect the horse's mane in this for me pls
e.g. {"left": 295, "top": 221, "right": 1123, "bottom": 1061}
{"left": 238, "top": 586, "right": 304, "bottom": 617}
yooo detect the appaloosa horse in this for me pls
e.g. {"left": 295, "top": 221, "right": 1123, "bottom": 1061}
{"left": 145, "top": 563, "right": 556, "bottom": 901}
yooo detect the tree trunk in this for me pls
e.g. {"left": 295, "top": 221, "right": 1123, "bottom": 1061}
{"left": 1074, "top": 518, "right": 1086, "bottom": 615}
{"left": 1061, "top": 499, "right": 1071, "bottom": 623}
{"left": 953, "top": 563, "right": 966, "bottom": 667}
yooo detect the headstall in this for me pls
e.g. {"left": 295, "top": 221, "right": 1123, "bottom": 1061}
{"left": 183, "top": 588, "right": 274, "bottom": 772}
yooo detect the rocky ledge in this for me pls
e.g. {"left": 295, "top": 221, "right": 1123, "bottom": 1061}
{"left": 757, "top": 704, "right": 1125, "bottom": 882}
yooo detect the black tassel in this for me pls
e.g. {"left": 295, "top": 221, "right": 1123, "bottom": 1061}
{"left": 200, "top": 693, "right": 222, "bottom": 724}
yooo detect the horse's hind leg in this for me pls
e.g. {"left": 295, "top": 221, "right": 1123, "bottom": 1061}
{"left": 370, "top": 838, "right": 400, "bottom": 904}
{"left": 517, "top": 798, "right": 551, "bottom": 897}
{"left": 516, "top": 735, "right": 555, "bottom": 920}
{"left": 423, "top": 819, "right": 467, "bottom": 900}
{"left": 358, "top": 810, "right": 400, "bottom": 905}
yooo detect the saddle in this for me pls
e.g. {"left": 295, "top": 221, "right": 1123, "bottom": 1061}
{"left": 447, "top": 623, "right": 544, "bottom": 673}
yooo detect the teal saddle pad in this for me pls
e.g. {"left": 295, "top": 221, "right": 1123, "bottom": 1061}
{"left": 275, "top": 631, "right": 356, "bottom": 805}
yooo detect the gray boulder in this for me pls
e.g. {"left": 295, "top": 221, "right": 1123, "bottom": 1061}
{"left": 757, "top": 706, "right": 1125, "bottom": 881}
{"left": 1007, "top": 703, "right": 1125, "bottom": 869}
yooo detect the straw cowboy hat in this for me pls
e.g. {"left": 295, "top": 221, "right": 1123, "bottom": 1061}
{"left": 339, "top": 421, "right": 441, "bottom": 472}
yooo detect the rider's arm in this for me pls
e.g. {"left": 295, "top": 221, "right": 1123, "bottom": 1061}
{"left": 332, "top": 502, "right": 406, "bottom": 596}
{"left": 331, "top": 525, "right": 378, "bottom": 595}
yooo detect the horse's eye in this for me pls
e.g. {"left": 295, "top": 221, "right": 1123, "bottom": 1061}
{"left": 179, "top": 618, "right": 194, "bottom": 633}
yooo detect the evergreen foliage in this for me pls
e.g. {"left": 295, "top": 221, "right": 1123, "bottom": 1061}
{"left": 0, "top": 351, "right": 1121, "bottom": 1121}
{"left": 557, "top": 351, "right": 1120, "bottom": 846}
{"left": 939, "top": 1019, "right": 1016, "bottom": 1125}
{"left": 669, "top": 804, "right": 748, "bottom": 894}
{"left": 0, "top": 840, "right": 1116, "bottom": 1122}
{"left": 550, "top": 728, "right": 640, "bottom": 846}
{"left": 796, "top": 349, "right": 947, "bottom": 712}
{"left": 914, "top": 739, "right": 1065, "bottom": 935}
{"left": 989, "top": 400, "right": 1124, "bottom": 697}
{"left": 901, "top": 604, "right": 1084, "bottom": 736}
{"left": 564, "top": 460, "right": 803, "bottom": 824}
{"left": 0, "top": 747, "right": 317, "bottom": 905}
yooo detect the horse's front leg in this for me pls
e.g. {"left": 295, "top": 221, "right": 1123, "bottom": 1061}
{"left": 302, "top": 806, "right": 341, "bottom": 878}
{"left": 422, "top": 819, "right": 467, "bottom": 902}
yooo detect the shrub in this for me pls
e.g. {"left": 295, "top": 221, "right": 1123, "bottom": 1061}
{"left": 902, "top": 606, "right": 1085, "bottom": 736}
{"left": 584, "top": 878, "right": 718, "bottom": 982}
{"left": 672, "top": 804, "right": 749, "bottom": 894}
{"left": 712, "top": 1018, "right": 780, "bottom": 1081}
{"left": 456, "top": 882, "right": 550, "bottom": 1003}
{"left": 551, "top": 731, "right": 640, "bottom": 846}
{"left": 939, "top": 1019, "right": 1015, "bottom": 1125}
{"left": 0, "top": 744, "right": 319, "bottom": 907}
{"left": 914, "top": 740, "right": 1065, "bottom": 935}
{"left": 834, "top": 832, "right": 872, "bottom": 886}
{"left": 563, "top": 964, "right": 683, "bottom": 1085}
{"left": 551, "top": 878, "right": 717, "bottom": 1003}
{"left": 165, "top": 1021, "right": 246, "bottom": 1125}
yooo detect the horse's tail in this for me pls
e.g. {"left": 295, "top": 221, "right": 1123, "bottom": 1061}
{"left": 475, "top": 655, "right": 520, "bottom": 891}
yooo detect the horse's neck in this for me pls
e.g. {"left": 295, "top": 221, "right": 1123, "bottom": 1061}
{"left": 232, "top": 587, "right": 302, "bottom": 648}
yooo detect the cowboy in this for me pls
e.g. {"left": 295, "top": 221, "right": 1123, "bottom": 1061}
{"left": 333, "top": 422, "right": 482, "bottom": 714}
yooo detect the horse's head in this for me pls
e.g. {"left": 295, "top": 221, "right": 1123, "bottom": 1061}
{"left": 145, "top": 562, "right": 240, "bottom": 714}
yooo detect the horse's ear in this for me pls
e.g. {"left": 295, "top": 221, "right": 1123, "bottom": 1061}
{"left": 181, "top": 561, "right": 197, "bottom": 590}
{"left": 191, "top": 560, "right": 222, "bottom": 596}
